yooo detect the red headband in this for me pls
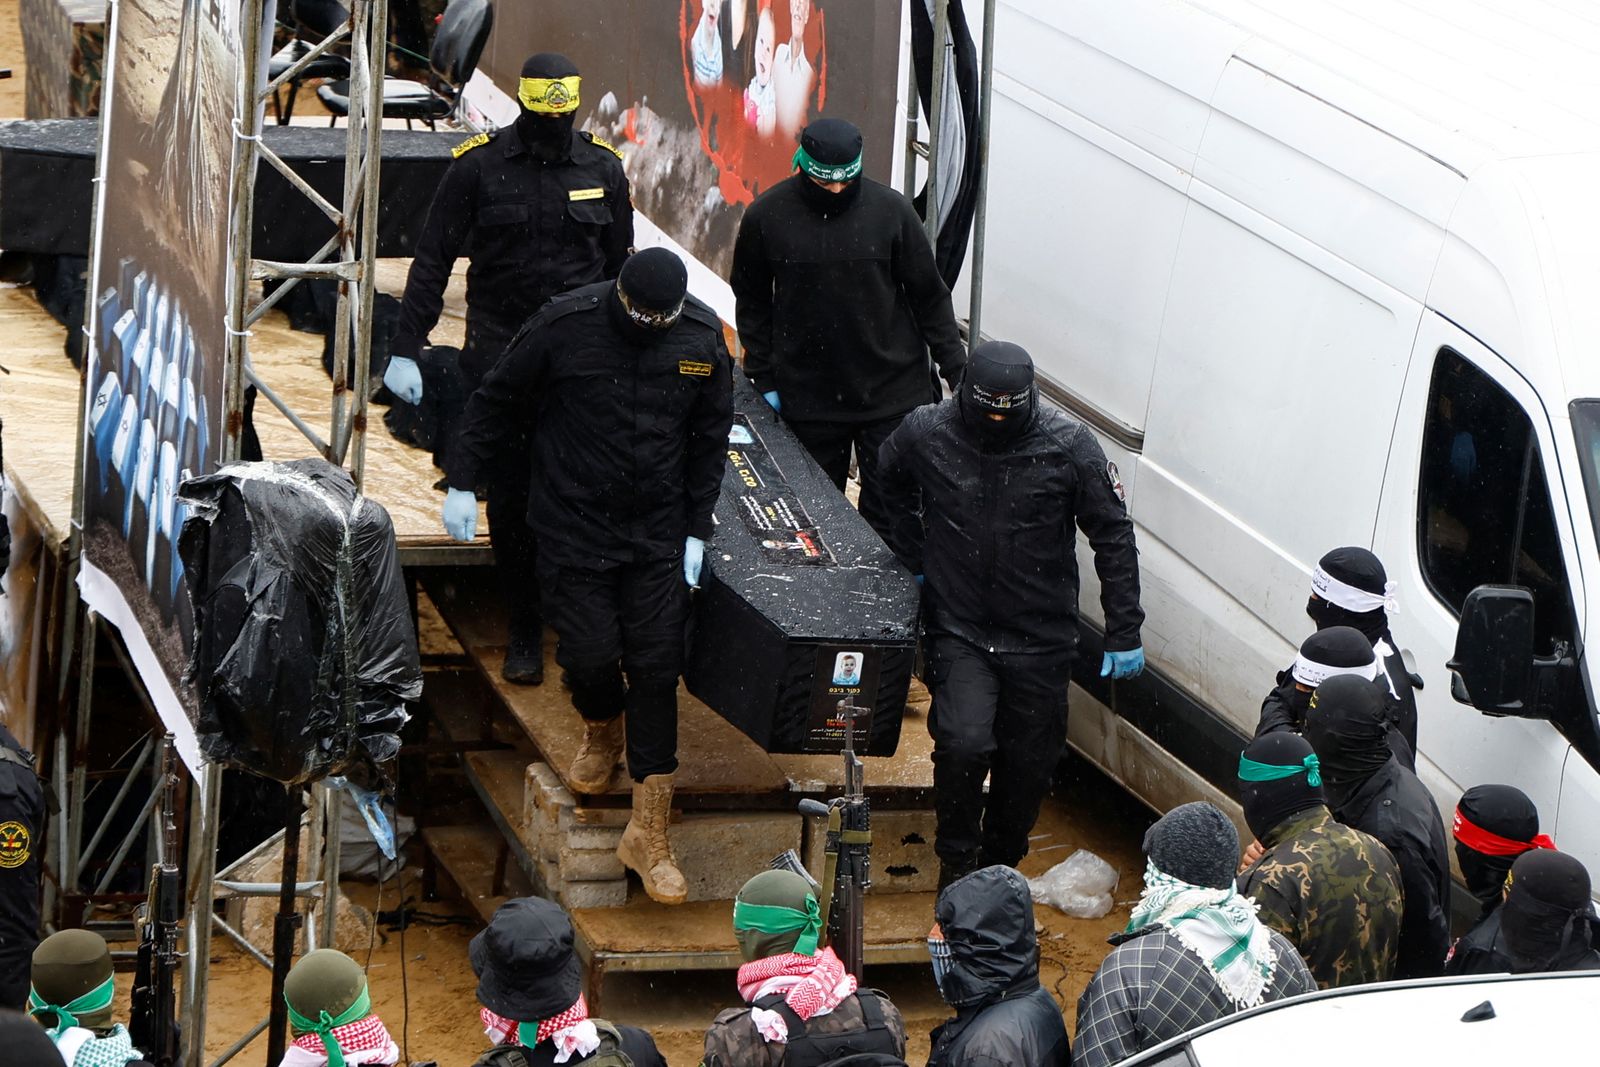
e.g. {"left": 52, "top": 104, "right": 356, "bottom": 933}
{"left": 1452, "top": 808, "right": 1556, "bottom": 857}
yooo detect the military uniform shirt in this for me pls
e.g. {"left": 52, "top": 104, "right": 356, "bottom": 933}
{"left": 392, "top": 126, "right": 634, "bottom": 375}
{"left": 1239, "top": 805, "right": 1404, "bottom": 989}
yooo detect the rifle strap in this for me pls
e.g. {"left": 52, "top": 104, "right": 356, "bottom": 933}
{"left": 838, "top": 829, "right": 872, "bottom": 845}
{"left": 818, "top": 805, "right": 841, "bottom": 948}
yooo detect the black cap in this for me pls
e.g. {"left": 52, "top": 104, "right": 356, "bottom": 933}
{"left": 1239, "top": 732, "right": 1323, "bottom": 842}
{"left": 469, "top": 897, "right": 583, "bottom": 1022}
{"left": 1458, "top": 784, "right": 1541, "bottom": 846}
{"left": 618, "top": 248, "right": 689, "bottom": 313}
{"left": 800, "top": 118, "right": 864, "bottom": 166}
{"left": 963, "top": 341, "right": 1034, "bottom": 415}
{"left": 1318, "top": 546, "right": 1388, "bottom": 595}
{"left": 521, "top": 52, "right": 579, "bottom": 79}
{"left": 1143, "top": 801, "right": 1239, "bottom": 890}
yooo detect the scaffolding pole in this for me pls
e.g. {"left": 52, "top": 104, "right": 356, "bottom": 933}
{"left": 966, "top": 0, "right": 998, "bottom": 351}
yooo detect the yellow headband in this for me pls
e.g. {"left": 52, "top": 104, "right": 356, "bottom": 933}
{"left": 519, "top": 75, "right": 581, "bottom": 114}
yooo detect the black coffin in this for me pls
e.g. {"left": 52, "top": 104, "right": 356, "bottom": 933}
{"left": 686, "top": 377, "right": 921, "bottom": 756}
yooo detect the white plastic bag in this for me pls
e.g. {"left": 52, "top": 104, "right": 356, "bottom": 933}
{"left": 1027, "top": 848, "right": 1120, "bottom": 918}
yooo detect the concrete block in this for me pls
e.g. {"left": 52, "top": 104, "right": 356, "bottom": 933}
{"left": 566, "top": 823, "right": 625, "bottom": 852}
{"left": 536, "top": 805, "right": 560, "bottom": 863}
{"left": 526, "top": 762, "right": 576, "bottom": 816}
{"left": 803, "top": 808, "right": 937, "bottom": 894}
{"left": 561, "top": 804, "right": 633, "bottom": 830}
{"left": 672, "top": 812, "right": 803, "bottom": 902}
{"left": 560, "top": 843, "right": 627, "bottom": 882}
{"left": 561, "top": 877, "right": 630, "bottom": 909}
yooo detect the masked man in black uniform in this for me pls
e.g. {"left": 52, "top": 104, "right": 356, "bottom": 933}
{"left": 388, "top": 52, "right": 634, "bottom": 685}
{"left": 879, "top": 341, "right": 1145, "bottom": 889}
{"left": 447, "top": 249, "right": 732, "bottom": 905}
{"left": 0, "top": 723, "right": 44, "bottom": 1009}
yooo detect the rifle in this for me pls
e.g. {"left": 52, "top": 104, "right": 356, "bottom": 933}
{"left": 131, "top": 734, "right": 182, "bottom": 1066}
{"left": 794, "top": 694, "right": 872, "bottom": 980}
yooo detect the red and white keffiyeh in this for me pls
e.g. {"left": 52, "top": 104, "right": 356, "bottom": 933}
{"left": 735, "top": 946, "right": 857, "bottom": 1043}
{"left": 279, "top": 1014, "right": 399, "bottom": 1067}
{"left": 480, "top": 995, "right": 600, "bottom": 1064}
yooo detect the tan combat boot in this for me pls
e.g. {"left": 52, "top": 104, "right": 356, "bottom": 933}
{"left": 567, "top": 717, "right": 625, "bottom": 794}
{"left": 617, "top": 774, "right": 688, "bottom": 905}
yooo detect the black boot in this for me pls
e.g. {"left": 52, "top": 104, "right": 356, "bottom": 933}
{"left": 502, "top": 619, "right": 544, "bottom": 685}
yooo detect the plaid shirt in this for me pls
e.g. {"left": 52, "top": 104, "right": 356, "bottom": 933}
{"left": 1073, "top": 925, "right": 1314, "bottom": 1067}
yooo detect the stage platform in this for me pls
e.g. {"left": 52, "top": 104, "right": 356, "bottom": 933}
{"left": 0, "top": 262, "right": 492, "bottom": 565}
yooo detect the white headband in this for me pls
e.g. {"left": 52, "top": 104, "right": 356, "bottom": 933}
{"left": 1292, "top": 653, "right": 1378, "bottom": 688}
{"left": 1310, "top": 565, "right": 1398, "bottom": 615}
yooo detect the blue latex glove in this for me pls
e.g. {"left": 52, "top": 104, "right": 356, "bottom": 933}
{"left": 442, "top": 487, "right": 477, "bottom": 542}
{"left": 384, "top": 355, "right": 423, "bottom": 404}
{"left": 684, "top": 536, "right": 707, "bottom": 587}
{"left": 1101, "top": 647, "right": 1145, "bottom": 680}
{"left": 762, "top": 390, "right": 781, "bottom": 413}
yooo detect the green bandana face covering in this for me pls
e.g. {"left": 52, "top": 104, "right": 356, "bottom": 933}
{"left": 732, "top": 896, "right": 822, "bottom": 957}
{"left": 29, "top": 974, "right": 115, "bottom": 1031}
{"left": 1238, "top": 752, "right": 1322, "bottom": 788}
{"left": 793, "top": 144, "right": 862, "bottom": 183}
{"left": 285, "top": 984, "right": 371, "bottom": 1067}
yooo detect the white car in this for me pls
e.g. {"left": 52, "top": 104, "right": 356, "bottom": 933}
{"left": 1119, "top": 972, "right": 1600, "bottom": 1066}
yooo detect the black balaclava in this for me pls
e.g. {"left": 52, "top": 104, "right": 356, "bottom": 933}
{"left": 1303, "top": 673, "right": 1393, "bottom": 813}
{"left": 609, "top": 248, "right": 689, "bottom": 346}
{"left": 1239, "top": 732, "right": 1325, "bottom": 843}
{"left": 1500, "top": 849, "right": 1596, "bottom": 973}
{"left": 1454, "top": 784, "right": 1546, "bottom": 919}
{"left": 959, "top": 341, "right": 1037, "bottom": 450}
{"left": 1307, "top": 546, "right": 1392, "bottom": 644}
{"left": 517, "top": 53, "right": 581, "bottom": 162}
{"left": 1283, "top": 626, "right": 1377, "bottom": 729}
{"left": 794, "top": 118, "right": 865, "bottom": 214}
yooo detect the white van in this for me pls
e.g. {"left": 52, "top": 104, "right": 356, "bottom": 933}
{"left": 971, "top": 0, "right": 1600, "bottom": 873}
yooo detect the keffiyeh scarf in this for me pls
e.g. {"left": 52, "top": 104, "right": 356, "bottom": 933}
{"left": 1128, "top": 860, "right": 1278, "bottom": 1008}
{"left": 280, "top": 1014, "right": 401, "bottom": 1067}
{"left": 735, "top": 946, "right": 857, "bottom": 1043}
{"left": 51, "top": 1024, "right": 143, "bottom": 1067}
{"left": 481, "top": 996, "right": 599, "bottom": 1064}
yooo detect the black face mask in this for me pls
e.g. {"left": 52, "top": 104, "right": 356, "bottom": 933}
{"left": 795, "top": 173, "right": 862, "bottom": 214}
{"left": 1306, "top": 595, "right": 1388, "bottom": 644}
{"left": 1303, "top": 675, "right": 1393, "bottom": 814}
{"left": 1456, "top": 842, "right": 1515, "bottom": 917}
{"left": 517, "top": 110, "right": 576, "bottom": 161}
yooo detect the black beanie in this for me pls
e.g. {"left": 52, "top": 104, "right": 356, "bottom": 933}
{"left": 521, "top": 52, "right": 580, "bottom": 80}
{"left": 1455, "top": 784, "right": 1545, "bottom": 916}
{"left": 1144, "top": 801, "right": 1239, "bottom": 890}
{"left": 1308, "top": 547, "right": 1392, "bottom": 640}
{"left": 799, "top": 117, "right": 864, "bottom": 168}
{"left": 1291, "top": 626, "right": 1377, "bottom": 687}
{"left": 618, "top": 248, "right": 689, "bottom": 312}
{"left": 1239, "top": 732, "right": 1324, "bottom": 843}
{"left": 960, "top": 341, "right": 1037, "bottom": 444}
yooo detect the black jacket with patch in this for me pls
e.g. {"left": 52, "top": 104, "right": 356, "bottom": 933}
{"left": 730, "top": 175, "right": 966, "bottom": 424}
{"left": 879, "top": 400, "right": 1142, "bottom": 654}
{"left": 449, "top": 283, "right": 734, "bottom": 569}
{"left": 0, "top": 724, "right": 43, "bottom": 1008}
{"left": 393, "top": 126, "right": 633, "bottom": 375}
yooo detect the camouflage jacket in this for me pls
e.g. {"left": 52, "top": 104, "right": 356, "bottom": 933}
{"left": 701, "top": 990, "right": 907, "bottom": 1067}
{"left": 1240, "top": 805, "right": 1404, "bottom": 989}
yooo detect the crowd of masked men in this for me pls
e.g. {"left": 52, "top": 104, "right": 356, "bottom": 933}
{"left": 4, "top": 45, "right": 1599, "bottom": 1067}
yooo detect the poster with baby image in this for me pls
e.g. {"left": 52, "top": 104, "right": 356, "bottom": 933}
{"left": 476, "top": 1, "right": 903, "bottom": 276}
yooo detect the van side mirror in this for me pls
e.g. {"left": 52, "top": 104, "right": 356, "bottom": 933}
{"left": 1447, "top": 585, "right": 1536, "bottom": 716}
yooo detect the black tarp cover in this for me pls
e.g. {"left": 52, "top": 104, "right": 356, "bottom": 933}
{"left": 177, "top": 459, "right": 420, "bottom": 784}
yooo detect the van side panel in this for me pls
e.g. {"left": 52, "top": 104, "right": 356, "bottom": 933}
{"left": 974, "top": 0, "right": 1245, "bottom": 432}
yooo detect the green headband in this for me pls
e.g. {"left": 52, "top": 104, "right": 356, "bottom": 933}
{"left": 793, "top": 145, "right": 862, "bottom": 183}
{"left": 285, "top": 984, "right": 371, "bottom": 1067}
{"left": 1238, "top": 752, "right": 1322, "bottom": 788}
{"left": 28, "top": 975, "right": 115, "bottom": 1031}
{"left": 733, "top": 897, "right": 822, "bottom": 957}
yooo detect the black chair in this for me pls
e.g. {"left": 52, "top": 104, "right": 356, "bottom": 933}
{"left": 268, "top": 0, "right": 352, "bottom": 125}
{"left": 317, "top": 0, "right": 494, "bottom": 130}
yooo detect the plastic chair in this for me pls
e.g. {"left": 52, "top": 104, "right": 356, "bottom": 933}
{"left": 268, "top": 0, "right": 352, "bottom": 125}
{"left": 316, "top": 0, "right": 494, "bottom": 130}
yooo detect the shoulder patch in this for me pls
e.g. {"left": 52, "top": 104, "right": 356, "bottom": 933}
{"left": 452, "top": 132, "right": 490, "bottom": 158}
{"left": 582, "top": 131, "right": 625, "bottom": 159}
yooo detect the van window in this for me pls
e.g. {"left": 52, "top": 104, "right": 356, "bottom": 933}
{"left": 1418, "top": 349, "right": 1574, "bottom": 651}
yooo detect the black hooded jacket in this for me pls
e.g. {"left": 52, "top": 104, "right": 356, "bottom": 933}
{"left": 928, "top": 866, "right": 1069, "bottom": 1067}
{"left": 878, "top": 399, "right": 1142, "bottom": 654}
{"left": 1331, "top": 758, "right": 1451, "bottom": 979}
